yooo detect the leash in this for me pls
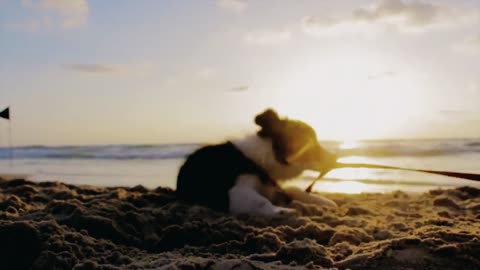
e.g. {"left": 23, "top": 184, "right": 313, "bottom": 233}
{"left": 305, "top": 162, "right": 480, "bottom": 193}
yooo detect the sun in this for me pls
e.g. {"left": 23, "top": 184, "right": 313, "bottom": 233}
{"left": 264, "top": 48, "right": 430, "bottom": 141}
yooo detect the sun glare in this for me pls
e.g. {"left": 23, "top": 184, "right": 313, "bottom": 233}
{"left": 339, "top": 140, "right": 359, "bottom": 149}
{"left": 337, "top": 156, "right": 377, "bottom": 164}
{"left": 327, "top": 156, "right": 379, "bottom": 182}
{"left": 267, "top": 48, "right": 430, "bottom": 141}
{"left": 314, "top": 181, "right": 374, "bottom": 194}
{"left": 314, "top": 156, "right": 382, "bottom": 194}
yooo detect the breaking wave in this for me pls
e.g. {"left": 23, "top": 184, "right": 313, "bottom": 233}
{"left": 0, "top": 139, "right": 479, "bottom": 160}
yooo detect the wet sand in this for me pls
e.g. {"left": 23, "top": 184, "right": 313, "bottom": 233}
{"left": 0, "top": 176, "right": 479, "bottom": 270}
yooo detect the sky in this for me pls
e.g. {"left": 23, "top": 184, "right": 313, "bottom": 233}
{"left": 0, "top": 0, "right": 480, "bottom": 146}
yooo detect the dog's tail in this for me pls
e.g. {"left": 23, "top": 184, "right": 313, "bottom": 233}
{"left": 283, "top": 186, "right": 337, "bottom": 208}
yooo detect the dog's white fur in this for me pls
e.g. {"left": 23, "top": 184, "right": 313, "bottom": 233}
{"left": 232, "top": 135, "right": 304, "bottom": 180}
{"left": 230, "top": 135, "right": 337, "bottom": 217}
{"left": 229, "top": 174, "right": 297, "bottom": 217}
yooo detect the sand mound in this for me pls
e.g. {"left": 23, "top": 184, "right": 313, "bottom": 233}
{"left": 0, "top": 177, "right": 479, "bottom": 269}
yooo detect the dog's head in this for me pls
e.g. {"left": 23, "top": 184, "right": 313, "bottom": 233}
{"left": 255, "top": 108, "right": 337, "bottom": 173}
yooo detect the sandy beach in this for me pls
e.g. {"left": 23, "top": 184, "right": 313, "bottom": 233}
{"left": 3, "top": 0, "right": 480, "bottom": 269}
{"left": 0, "top": 176, "right": 479, "bottom": 270}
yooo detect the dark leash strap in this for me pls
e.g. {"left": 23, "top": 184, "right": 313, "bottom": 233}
{"left": 305, "top": 162, "right": 480, "bottom": 193}
{"left": 305, "top": 169, "right": 330, "bottom": 193}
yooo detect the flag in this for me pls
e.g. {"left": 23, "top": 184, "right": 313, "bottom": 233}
{"left": 0, "top": 107, "right": 9, "bottom": 120}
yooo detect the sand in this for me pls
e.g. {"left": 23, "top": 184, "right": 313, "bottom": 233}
{"left": 0, "top": 177, "right": 479, "bottom": 270}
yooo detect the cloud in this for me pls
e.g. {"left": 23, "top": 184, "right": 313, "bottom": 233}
{"left": 244, "top": 29, "right": 291, "bottom": 45}
{"left": 6, "top": 0, "right": 88, "bottom": 31}
{"left": 466, "top": 34, "right": 480, "bottom": 48}
{"left": 454, "top": 33, "right": 480, "bottom": 54}
{"left": 301, "top": 16, "right": 374, "bottom": 37}
{"left": 217, "top": 0, "right": 247, "bottom": 13}
{"left": 354, "top": 0, "right": 448, "bottom": 28}
{"left": 66, "top": 63, "right": 155, "bottom": 77}
{"left": 67, "top": 64, "right": 118, "bottom": 74}
{"left": 229, "top": 85, "right": 249, "bottom": 92}
{"left": 302, "top": 0, "right": 478, "bottom": 36}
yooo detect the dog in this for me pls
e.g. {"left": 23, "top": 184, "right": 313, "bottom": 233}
{"left": 176, "top": 108, "right": 338, "bottom": 217}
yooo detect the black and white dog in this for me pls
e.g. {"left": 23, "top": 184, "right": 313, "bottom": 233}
{"left": 176, "top": 109, "right": 337, "bottom": 217}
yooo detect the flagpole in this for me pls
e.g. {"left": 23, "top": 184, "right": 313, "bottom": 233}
{"left": 8, "top": 119, "right": 12, "bottom": 167}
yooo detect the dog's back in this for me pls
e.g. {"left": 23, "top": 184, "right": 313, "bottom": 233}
{"left": 176, "top": 142, "right": 271, "bottom": 211}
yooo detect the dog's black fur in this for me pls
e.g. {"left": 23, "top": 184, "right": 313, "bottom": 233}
{"left": 177, "top": 142, "right": 286, "bottom": 211}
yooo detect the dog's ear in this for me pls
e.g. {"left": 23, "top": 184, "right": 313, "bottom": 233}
{"left": 255, "top": 109, "right": 280, "bottom": 136}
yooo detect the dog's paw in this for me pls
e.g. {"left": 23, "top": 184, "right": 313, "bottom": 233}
{"left": 284, "top": 186, "right": 338, "bottom": 208}
{"left": 309, "top": 195, "right": 338, "bottom": 208}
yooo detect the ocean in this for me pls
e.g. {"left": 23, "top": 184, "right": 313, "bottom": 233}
{"left": 1, "top": 139, "right": 480, "bottom": 194}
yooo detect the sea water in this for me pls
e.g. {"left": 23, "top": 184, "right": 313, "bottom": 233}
{"left": 1, "top": 139, "right": 480, "bottom": 193}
